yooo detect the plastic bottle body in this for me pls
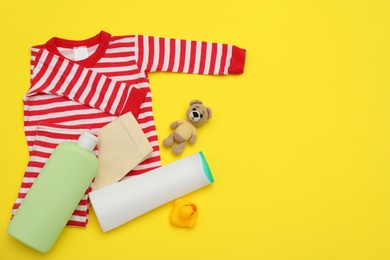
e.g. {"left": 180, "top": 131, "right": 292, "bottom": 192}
{"left": 8, "top": 141, "right": 98, "bottom": 253}
{"left": 89, "top": 152, "right": 213, "bottom": 232}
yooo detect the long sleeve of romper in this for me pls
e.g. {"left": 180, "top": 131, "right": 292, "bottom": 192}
{"left": 27, "top": 49, "right": 147, "bottom": 117}
{"left": 135, "top": 35, "right": 246, "bottom": 75}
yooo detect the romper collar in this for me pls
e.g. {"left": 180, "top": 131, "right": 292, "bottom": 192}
{"left": 45, "top": 31, "right": 111, "bottom": 67}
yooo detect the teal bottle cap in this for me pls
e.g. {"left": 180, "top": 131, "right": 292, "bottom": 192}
{"left": 199, "top": 152, "right": 214, "bottom": 183}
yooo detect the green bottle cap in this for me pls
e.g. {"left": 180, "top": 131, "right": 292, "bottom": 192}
{"left": 199, "top": 152, "right": 214, "bottom": 183}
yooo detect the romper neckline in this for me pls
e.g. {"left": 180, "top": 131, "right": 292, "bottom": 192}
{"left": 45, "top": 31, "right": 111, "bottom": 67}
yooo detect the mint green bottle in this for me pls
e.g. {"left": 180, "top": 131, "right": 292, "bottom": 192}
{"left": 8, "top": 132, "right": 99, "bottom": 253}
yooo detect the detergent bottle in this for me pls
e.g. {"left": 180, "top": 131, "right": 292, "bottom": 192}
{"left": 8, "top": 132, "right": 99, "bottom": 253}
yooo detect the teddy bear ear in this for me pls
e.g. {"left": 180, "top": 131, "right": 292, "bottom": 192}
{"left": 190, "top": 100, "right": 203, "bottom": 105}
{"left": 206, "top": 107, "right": 212, "bottom": 119}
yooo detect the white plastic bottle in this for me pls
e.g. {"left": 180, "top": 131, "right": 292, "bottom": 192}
{"left": 89, "top": 152, "right": 214, "bottom": 232}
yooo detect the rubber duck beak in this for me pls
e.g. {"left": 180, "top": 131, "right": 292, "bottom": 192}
{"left": 190, "top": 204, "right": 197, "bottom": 212}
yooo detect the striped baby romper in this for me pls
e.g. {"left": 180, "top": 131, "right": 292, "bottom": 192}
{"left": 13, "top": 31, "right": 246, "bottom": 226}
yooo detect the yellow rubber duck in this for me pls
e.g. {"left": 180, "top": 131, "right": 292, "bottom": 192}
{"left": 170, "top": 199, "right": 198, "bottom": 228}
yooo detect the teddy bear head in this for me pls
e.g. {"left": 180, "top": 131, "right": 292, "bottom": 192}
{"left": 186, "top": 100, "right": 212, "bottom": 127}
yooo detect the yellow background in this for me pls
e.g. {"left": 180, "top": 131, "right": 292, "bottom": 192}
{"left": 1, "top": 0, "right": 390, "bottom": 259}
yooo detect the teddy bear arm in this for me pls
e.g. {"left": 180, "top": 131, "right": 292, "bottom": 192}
{"left": 189, "top": 129, "right": 197, "bottom": 144}
{"left": 170, "top": 120, "right": 184, "bottom": 129}
{"left": 189, "top": 134, "right": 197, "bottom": 144}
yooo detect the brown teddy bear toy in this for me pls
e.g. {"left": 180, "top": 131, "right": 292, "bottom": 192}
{"left": 163, "top": 100, "right": 212, "bottom": 155}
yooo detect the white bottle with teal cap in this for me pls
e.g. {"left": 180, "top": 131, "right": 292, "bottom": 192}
{"left": 8, "top": 132, "right": 99, "bottom": 253}
{"left": 89, "top": 151, "right": 214, "bottom": 232}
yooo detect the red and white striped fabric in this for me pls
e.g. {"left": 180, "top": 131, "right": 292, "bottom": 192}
{"left": 13, "top": 31, "right": 246, "bottom": 227}
{"left": 15, "top": 123, "right": 98, "bottom": 226}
